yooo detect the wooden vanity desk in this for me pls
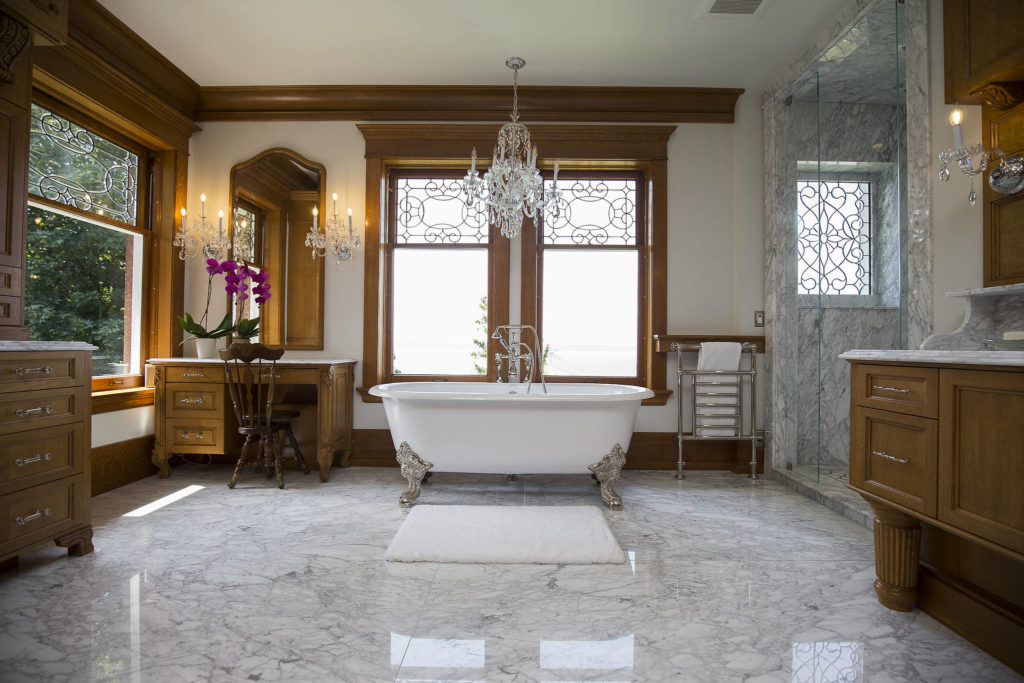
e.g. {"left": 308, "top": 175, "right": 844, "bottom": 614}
{"left": 147, "top": 357, "right": 357, "bottom": 482}
{"left": 842, "top": 350, "right": 1024, "bottom": 673}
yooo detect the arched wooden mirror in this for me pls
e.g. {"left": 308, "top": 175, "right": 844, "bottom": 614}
{"left": 230, "top": 148, "right": 325, "bottom": 349}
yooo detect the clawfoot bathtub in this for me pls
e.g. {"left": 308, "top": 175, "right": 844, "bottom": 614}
{"left": 368, "top": 382, "right": 653, "bottom": 509}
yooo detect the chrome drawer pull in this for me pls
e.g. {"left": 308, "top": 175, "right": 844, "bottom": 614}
{"left": 109, "top": 379, "right": 127, "bottom": 385}
{"left": 15, "top": 366, "right": 53, "bottom": 376}
{"left": 15, "top": 452, "right": 52, "bottom": 467}
{"left": 15, "top": 508, "right": 52, "bottom": 525}
{"left": 872, "top": 384, "right": 910, "bottom": 394}
{"left": 180, "top": 371, "right": 205, "bottom": 378}
{"left": 259, "top": 371, "right": 281, "bottom": 379}
{"left": 179, "top": 398, "right": 205, "bottom": 405}
{"left": 179, "top": 432, "right": 205, "bottom": 440}
{"left": 15, "top": 406, "right": 53, "bottom": 417}
{"left": 872, "top": 450, "right": 909, "bottom": 464}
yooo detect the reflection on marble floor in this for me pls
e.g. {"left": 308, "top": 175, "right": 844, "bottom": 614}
{"left": 0, "top": 466, "right": 1018, "bottom": 682}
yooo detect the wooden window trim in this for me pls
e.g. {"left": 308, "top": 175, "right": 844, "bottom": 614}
{"left": 530, "top": 170, "right": 647, "bottom": 385}
{"left": 356, "top": 124, "right": 674, "bottom": 405}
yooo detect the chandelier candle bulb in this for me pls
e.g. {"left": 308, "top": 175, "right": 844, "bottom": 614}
{"left": 347, "top": 207, "right": 353, "bottom": 230}
{"left": 332, "top": 193, "right": 338, "bottom": 215}
{"left": 312, "top": 206, "right": 318, "bottom": 231}
{"left": 217, "top": 210, "right": 223, "bottom": 236}
{"left": 200, "top": 193, "right": 206, "bottom": 216}
{"left": 180, "top": 207, "right": 186, "bottom": 232}
{"left": 471, "top": 148, "right": 477, "bottom": 172}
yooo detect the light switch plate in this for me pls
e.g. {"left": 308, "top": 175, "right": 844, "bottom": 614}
{"left": 754, "top": 310, "right": 765, "bottom": 327}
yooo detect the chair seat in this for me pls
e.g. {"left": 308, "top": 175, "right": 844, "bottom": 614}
{"left": 272, "top": 409, "right": 301, "bottom": 420}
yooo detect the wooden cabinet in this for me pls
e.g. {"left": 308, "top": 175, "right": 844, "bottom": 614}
{"left": 943, "top": 0, "right": 1024, "bottom": 107}
{"left": 0, "top": 343, "right": 93, "bottom": 569}
{"left": 938, "top": 368, "right": 1024, "bottom": 554}
{"left": 148, "top": 358, "right": 356, "bottom": 482}
{"left": 848, "top": 359, "right": 1024, "bottom": 671}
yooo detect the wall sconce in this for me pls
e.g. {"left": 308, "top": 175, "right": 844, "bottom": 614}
{"left": 305, "top": 193, "right": 360, "bottom": 265}
{"left": 938, "top": 106, "right": 1024, "bottom": 205}
{"left": 173, "top": 193, "right": 231, "bottom": 260}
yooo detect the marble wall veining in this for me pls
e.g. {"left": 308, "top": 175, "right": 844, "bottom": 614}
{"left": 796, "top": 307, "right": 900, "bottom": 466}
{"left": 764, "top": 0, "right": 932, "bottom": 473}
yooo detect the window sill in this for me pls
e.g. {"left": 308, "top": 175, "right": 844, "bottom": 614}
{"left": 92, "top": 387, "right": 155, "bottom": 414}
{"left": 359, "top": 385, "right": 671, "bottom": 406}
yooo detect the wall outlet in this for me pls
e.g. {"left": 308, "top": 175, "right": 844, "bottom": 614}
{"left": 754, "top": 310, "right": 765, "bottom": 327}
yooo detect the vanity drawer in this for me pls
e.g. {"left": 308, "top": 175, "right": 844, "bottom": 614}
{"left": 0, "top": 422, "right": 84, "bottom": 494}
{"left": 166, "top": 418, "right": 225, "bottom": 452}
{"left": 0, "top": 386, "right": 89, "bottom": 436}
{"left": 0, "top": 474, "right": 85, "bottom": 550}
{"left": 0, "top": 352, "right": 87, "bottom": 392}
{"left": 852, "top": 364, "right": 938, "bottom": 418}
{"left": 167, "top": 383, "right": 224, "bottom": 417}
{"left": 224, "top": 366, "right": 319, "bottom": 386}
{"left": 851, "top": 406, "right": 937, "bottom": 516}
{"left": 165, "top": 365, "right": 223, "bottom": 384}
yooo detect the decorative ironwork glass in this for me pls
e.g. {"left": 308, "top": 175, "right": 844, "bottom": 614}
{"left": 28, "top": 103, "right": 139, "bottom": 226}
{"left": 797, "top": 180, "right": 871, "bottom": 295}
{"left": 791, "top": 641, "right": 863, "bottom": 683}
{"left": 543, "top": 179, "right": 637, "bottom": 245}
{"left": 396, "top": 177, "right": 488, "bottom": 245}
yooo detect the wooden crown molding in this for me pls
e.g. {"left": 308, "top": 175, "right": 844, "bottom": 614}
{"left": 197, "top": 85, "right": 743, "bottom": 124}
{"left": 31, "top": 0, "right": 200, "bottom": 149}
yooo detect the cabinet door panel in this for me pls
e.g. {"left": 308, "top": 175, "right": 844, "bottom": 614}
{"left": 939, "top": 369, "right": 1024, "bottom": 554}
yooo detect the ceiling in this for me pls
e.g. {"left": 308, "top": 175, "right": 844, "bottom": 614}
{"left": 96, "top": 0, "right": 849, "bottom": 93}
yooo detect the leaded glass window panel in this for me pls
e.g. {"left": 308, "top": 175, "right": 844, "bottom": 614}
{"left": 395, "top": 177, "right": 488, "bottom": 244}
{"left": 797, "top": 180, "right": 871, "bottom": 295}
{"left": 543, "top": 179, "right": 637, "bottom": 245}
{"left": 28, "top": 104, "right": 139, "bottom": 226}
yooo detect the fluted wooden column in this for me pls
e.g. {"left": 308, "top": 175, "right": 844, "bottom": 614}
{"left": 867, "top": 499, "right": 921, "bottom": 611}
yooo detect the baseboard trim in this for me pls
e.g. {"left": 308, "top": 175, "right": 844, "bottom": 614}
{"left": 91, "top": 435, "right": 157, "bottom": 495}
{"left": 349, "top": 429, "right": 763, "bottom": 472}
{"left": 918, "top": 562, "right": 1024, "bottom": 675}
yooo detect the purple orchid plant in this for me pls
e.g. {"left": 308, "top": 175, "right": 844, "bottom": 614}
{"left": 178, "top": 258, "right": 271, "bottom": 341}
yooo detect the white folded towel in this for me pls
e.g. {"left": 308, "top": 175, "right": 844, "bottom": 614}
{"left": 699, "top": 395, "right": 738, "bottom": 405}
{"left": 697, "top": 342, "right": 742, "bottom": 371}
{"left": 698, "top": 406, "right": 738, "bottom": 415}
{"left": 696, "top": 383, "right": 738, "bottom": 394}
{"left": 696, "top": 373, "right": 739, "bottom": 384}
{"left": 697, "top": 427, "right": 738, "bottom": 437}
{"left": 696, "top": 416, "right": 737, "bottom": 426}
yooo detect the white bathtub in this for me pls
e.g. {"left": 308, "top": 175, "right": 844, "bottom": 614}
{"left": 369, "top": 382, "right": 653, "bottom": 509}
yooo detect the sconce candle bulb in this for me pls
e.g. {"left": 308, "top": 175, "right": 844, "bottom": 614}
{"left": 949, "top": 107, "right": 964, "bottom": 151}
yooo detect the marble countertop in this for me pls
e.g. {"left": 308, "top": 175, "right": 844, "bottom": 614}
{"left": 840, "top": 349, "right": 1024, "bottom": 366}
{"left": 147, "top": 357, "right": 357, "bottom": 365}
{"left": 945, "top": 282, "right": 1024, "bottom": 298}
{"left": 0, "top": 341, "right": 98, "bottom": 351}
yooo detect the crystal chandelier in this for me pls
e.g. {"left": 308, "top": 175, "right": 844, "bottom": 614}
{"left": 174, "top": 193, "right": 231, "bottom": 260}
{"left": 305, "top": 193, "right": 360, "bottom": 264}
{"left": 938, "top": 106, "right": 1024, "bottom": 206}
{"left": 232, "top": 209, "right": 254, "bottom": 262}
{"left": 462, "top": 57, "right": 562, "bottom": 239}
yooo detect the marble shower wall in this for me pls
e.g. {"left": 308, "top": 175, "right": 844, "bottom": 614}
{"left": 763, "top": 0, "right": 932, "bottom": 473}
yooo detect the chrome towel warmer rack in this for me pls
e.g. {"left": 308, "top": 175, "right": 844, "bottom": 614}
{"left": 670, "top": 342, "right": 763, "bottom": 481}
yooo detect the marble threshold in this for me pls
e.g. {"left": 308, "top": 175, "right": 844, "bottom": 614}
{"left": 772, "top": 466, "right": 873, "bottom": 530}
{"left": 0, "top": 466, "right": 1017, "bottom": 682}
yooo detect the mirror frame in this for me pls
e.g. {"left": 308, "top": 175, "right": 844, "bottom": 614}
{"left": 229, "top": 147, "right": 326, "bottom": 350}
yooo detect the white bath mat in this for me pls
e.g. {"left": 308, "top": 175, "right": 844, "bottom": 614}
{"left": 385, "top": 505, "right": 626, "bottom": 564}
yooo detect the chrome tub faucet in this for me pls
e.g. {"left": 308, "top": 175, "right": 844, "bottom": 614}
{"left": 491, "top": 324, "right": 547, "bottom": 394}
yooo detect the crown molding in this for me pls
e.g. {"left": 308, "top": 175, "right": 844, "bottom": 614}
{"left": 196, "top": 85, "right": 743, "bottom": 123}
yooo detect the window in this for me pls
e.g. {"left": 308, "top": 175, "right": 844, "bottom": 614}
{"left": 797, "top": 179, "right": 871, "bottom": 296}
{"left": 357, "top": 124, "right": 672, "bottom": 404}
{"left": 385, "top": 172, "right": 494, "bottom": 379}
{"left": 537, "top": 174, "right": 644, "bottom": 380}
{"left": 25, "top": 102, "right": 148, "bottom": 389}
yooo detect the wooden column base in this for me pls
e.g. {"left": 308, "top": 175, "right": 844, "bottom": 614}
{"left": 866, "top": 499, "right": 921, "bottom": 612}
{"left": 55, "top": 526, "right": 94, "bottom": 557}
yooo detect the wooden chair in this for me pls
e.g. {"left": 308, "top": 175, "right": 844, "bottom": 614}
{"left": 220, "top": 342, "right": 309, "bottom": 488}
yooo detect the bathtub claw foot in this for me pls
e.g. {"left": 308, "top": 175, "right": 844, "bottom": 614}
{"left": 396, "top": 442, "right": 433, "bottom": 508}
{"left": 589, "top": 443, "right": 626, "bottom": 511}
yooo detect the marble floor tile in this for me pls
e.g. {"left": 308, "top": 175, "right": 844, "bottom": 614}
{"left": 0, "top": 466, "right": 1018, "bottom": 682}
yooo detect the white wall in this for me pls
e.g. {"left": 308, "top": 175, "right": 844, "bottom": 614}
{"left": 929, "top": 0, "right": 984, "bottom": 335}
{"left": 92, "top": 407, "right": 154, "bottom": 448}
{"left": 186, "top": 94, "right": 767, "bottom": 433}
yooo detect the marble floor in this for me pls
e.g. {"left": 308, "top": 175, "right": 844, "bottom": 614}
{"left": 0, "top": 466, "right": 1019, "bottom": 682}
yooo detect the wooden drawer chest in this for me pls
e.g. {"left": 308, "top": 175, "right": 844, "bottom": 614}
{"left": 0, "top": 342, "right": 94, "bottom": 570}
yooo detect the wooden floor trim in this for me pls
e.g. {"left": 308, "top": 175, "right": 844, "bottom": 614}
{"left": 92, "top": 435, "right": 157, "bottom": 495}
